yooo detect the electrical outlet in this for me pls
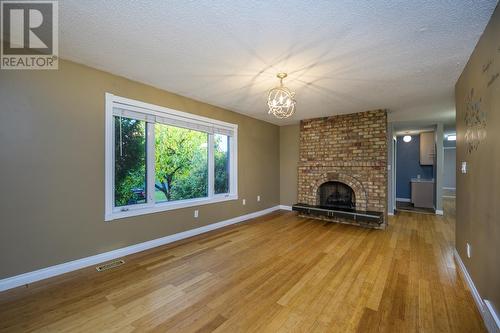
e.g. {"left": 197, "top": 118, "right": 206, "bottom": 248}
{"left": 466, "top": 243, "right": 471, "bottom": 258}
{"left": 242, "top": 199, "right": 246, "bottom": 205}
{"left": 257, "top": 195, "right": 261, "bottom": 202}
{"left": 194, "top": 210, "right": 199, "bottom": 218}
{"left": 461, "top": 161, "right": 467, "bottom": 174}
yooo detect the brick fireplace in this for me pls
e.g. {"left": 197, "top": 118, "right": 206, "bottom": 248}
{"left": 295, "top": 110, "right": 388, "bottom": 228}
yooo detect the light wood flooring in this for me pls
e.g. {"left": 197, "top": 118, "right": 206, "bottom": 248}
{"left": 0, "top": 199, "right": 485, "bottom": 332}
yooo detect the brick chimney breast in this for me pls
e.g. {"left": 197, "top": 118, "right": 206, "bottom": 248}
{"left": 297, "top": 109, "right": 388, "bottom": 228}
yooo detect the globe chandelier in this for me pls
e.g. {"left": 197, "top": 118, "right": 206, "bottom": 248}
{"left": 267, "top": 73, "right": 296, "bottom": 119}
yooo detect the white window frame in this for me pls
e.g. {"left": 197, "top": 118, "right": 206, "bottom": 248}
{"left": 105, "top": 93, "right": 238, "bottom": 221}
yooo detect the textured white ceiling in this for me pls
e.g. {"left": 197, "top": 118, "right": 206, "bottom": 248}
{"left": 59, "top": 0, "right": 498, "bottom": 125}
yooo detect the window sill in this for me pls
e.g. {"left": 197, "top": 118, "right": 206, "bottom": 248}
{"left": 105, "top": 194, "right": 238, "bottom": 221}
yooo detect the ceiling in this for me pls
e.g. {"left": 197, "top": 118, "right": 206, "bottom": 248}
{"left": 393, "top": 121, "right": 457, "bottom": 137}
{"left": 59, "top": 0, "right": 498, "bottom": 125}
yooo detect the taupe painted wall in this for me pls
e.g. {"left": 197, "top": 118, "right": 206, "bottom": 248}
{"left": 443, "top": 147, "right": 456, "bottom": 189}
{"left": 0, "top": 59, "right": 279, "bottom": 279}
{"left": 455, "top": 5, "right": 499, "bottom": 312}
{"left": 279, "top": 125, "right": 300, "bottom": 206}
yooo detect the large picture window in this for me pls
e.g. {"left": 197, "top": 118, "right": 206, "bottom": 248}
{"left": 105, "top": 94, "right": 238, "bottom": 221}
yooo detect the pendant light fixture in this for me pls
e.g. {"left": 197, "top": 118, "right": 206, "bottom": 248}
{"left": 267, "top": 73, "right": 296, "bottom": 119}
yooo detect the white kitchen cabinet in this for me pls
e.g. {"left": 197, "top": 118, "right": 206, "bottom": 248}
{"left": 420, "top": 131, "right": 435, "bottom": 165}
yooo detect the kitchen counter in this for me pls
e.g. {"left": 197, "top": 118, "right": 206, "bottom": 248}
{"left": 410, "top": 178, "right": 435, "bottom": 183}
{"left": 411, "top": 179, "right": 435, "bottom": 209}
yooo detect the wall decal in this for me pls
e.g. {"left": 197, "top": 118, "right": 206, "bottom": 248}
{"left": 487, "top": 72, "right": 499, "bottom": 87}
{"left": 485, "top": 50, "right": 499, "bottom": 87}
{"left": 482, "top": 60, "right": 492, "bottom": 73}
{"left": 464, "top": 88, "right": 487, "bottom": 154}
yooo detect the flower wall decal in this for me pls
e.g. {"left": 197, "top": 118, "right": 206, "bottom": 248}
{"left": 464, "top": 88, "right": 487, "bottom": 154}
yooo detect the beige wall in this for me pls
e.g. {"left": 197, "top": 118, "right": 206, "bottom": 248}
{"left": 455, "top": 5, "right": 499, "bottom": 312}
{"left": 279, "top": 125, "right": 300, "bottom": 206}
{"left": 0, "top": 59, "right": 280, "bottom": 279}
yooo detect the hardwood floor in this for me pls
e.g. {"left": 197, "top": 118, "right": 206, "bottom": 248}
{"left": 0, "top": 199, "right": 485, "bottom": 332}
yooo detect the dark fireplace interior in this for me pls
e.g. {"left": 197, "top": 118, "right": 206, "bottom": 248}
{"left": 318, "top": 181, "right": 355, "bottom": 209}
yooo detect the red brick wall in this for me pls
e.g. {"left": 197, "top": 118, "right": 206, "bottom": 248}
{"left": 298, "top": 110, "right": 388, "bottom": 226}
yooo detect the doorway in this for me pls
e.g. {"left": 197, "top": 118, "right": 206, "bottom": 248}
{"left": 394, "top": 132, "right": 436, "bottom": 214}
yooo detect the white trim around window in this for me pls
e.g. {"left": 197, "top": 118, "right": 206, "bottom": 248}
{"left": 105, "top": 93, "right": 238, "bottom": 221}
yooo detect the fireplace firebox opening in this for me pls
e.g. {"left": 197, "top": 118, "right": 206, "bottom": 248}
{"left": 318, "top": 181, "right": 356, "bottom": 210}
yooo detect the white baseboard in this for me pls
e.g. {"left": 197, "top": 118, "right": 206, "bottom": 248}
{"left": 278, "top": 205, "right": 292, "bottom": 211}
{"left": 435, "top": 209, "right": 444, "bottom": 215}
{"left": 396, "top": 197, "right": 411, "bottom": 202}
{"left": 485, "top": 300, "right": 500, "bottom": 332}
{"left": 0, "top": 205, "right": 282, "bottom": 292}
{"left": 454, "top": 249, "right": 500, "bottom": 333}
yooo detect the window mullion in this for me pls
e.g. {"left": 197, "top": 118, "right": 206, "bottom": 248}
{"left": 105, "top": 100, "right": 115, "bottom": 220}
{"left": 146, "top": 122, "right": 156, "bottom": 206}
{"left": 231, "top": 134, "right": 237, "bottom": 196}
{"left": 208, "top": 134, "right": 215, "bottom": 198}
